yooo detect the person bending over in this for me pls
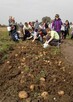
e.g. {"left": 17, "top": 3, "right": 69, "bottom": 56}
{"left": 43, "top": 28, "right": 60, "bottom": 48}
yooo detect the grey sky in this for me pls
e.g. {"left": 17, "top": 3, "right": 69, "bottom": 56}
{"left": 0, "top": 0, "right": 73, "bottom": 24}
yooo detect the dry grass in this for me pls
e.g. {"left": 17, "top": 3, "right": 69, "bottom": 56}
{"left": 0, "top": 27, "right": 7, "bottom": 32}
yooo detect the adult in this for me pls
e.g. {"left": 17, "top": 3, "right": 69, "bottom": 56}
{"left": 52, "top": 14, "right": 62, "bottom": 42}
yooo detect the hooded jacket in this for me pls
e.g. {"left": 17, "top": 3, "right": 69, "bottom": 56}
{"left": 52, "top": 18, "right": 62, "bottom": 32}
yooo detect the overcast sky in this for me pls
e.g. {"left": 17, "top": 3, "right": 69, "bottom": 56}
{"left": 0, "top": 0, "right": 73, "bottom": 24}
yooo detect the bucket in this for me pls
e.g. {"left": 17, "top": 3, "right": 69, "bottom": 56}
{"left": 43, "top": 43, "right": 49, "bottom": 48}
{"left": 7, "top": 26, "right": 11, "bottom": 31}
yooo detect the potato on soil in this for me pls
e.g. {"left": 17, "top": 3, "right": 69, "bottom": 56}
{"left": 41, "top": 91, "right": 49, "bottom": 99}
{"left": 20, "top": 80, "right": 25, "bottom": 84}
{"left": 30, "top": 84, "right": 35, "bottom": 91}
{"left": 40, "top": 77, "right": 46, "bottom": 82}
{"left": 58, "top": 90, "right": 64, "bottom": 96}
{"left": 18, "top": 91, "right": 28, "bottom": 99}
{"left": 28, "top": 74, "right": 34, "bottom": 79}
{"left": 7, "top": 61, "right": 10, "bottom": 64}
{"left": 58, "top": 61, "right": 62, "bottom": 66}
{"left": 15, "top": 54, "right": 18, "bottom": 57}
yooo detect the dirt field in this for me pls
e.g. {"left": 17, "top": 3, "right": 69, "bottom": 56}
{"left": 0, "top": 38, "right": 73, "bottom": 102}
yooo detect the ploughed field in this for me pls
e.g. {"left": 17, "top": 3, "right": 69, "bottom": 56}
{"left": 0, "top": 27, "right": 73, "bottom": 102}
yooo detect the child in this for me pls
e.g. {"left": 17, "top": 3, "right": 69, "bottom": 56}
{"left": 32, "top": 29, "right": 38, "bottom": 42}
{"left": 10, "top": 24, "right": 19, "bottom": 41}
{"left": 64, "top": 20, "right": 70, "bottom": 39}
{"left": 43, "top": 28, "right": 60, "bottom": 48}
{"left": 61, "top": 24, "right": 65, "bottom": 40}
{"left": 32, "top": 29, "right": 44, "bottom": 43}
{"left": 23, "top": 22, "right": 32, "bottom": 40}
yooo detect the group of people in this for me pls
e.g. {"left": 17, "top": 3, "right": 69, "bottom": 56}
{"left": 7, "top": 14, "right": 73, "bottom": 48}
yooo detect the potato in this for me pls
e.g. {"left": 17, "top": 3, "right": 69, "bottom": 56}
{"left": 21, "top": 71, "right": 24, "bottom": 74}
{"left": 58, "top": 90, "right": 64, "bottom": 96}
{"left": 58, "top": 61, "right": 62, "bottom": 66}
{"left": 26, "top": 98, "right": 31, "bottom": 102}
{"left": 22, "top": 75, "right": 25, "bottom": 78}
{"left": 15, "top": 54, "right": 18, "bottom": 57}
{"left": 20, "top": 80, "right": 25, "bottom": 84}
{"left": 23, "top": 57, "right": 25, "bottom": 60}
{"left": 40, "top": 77, "right": 45, "bottom": 82}
{"left": 21, "top": 63, "right": 24, "bottom": 66}
{"left": 7, "top": 61, "right": 10, "bottom": 64}
{"left": 21, "top": 58, "right": 25, "bottom": 62}
{"left": 18, "top": 91, "right": 28, "bottom": 99}
{"left": 43, "top": 51, "right": 46, "bottom": 55}
{"left": 28, "top": 74, "right": 34, "bottom": 79}
{"left": 35, "top": 56, "right": 39, "bottom": 60}
{"left": 39, "top": 54, "right": 43, "bottom": 57}
{"left": 41, "top": 91, "right": 49, "bottom": 99}
{"left": 22, "top": 46, "right": 24, "bottom": 49}
{"left": 59, "top": 61, "right": 62, "bottom": 64}
{"left": 18, "top": 66, "right": 21, "bottom": 69}
{"left": 8, "top": 66, "right": 12, "bottom": 69}
{"left": 62, "top": 67, "right": 65, "bottom": 72}
{"left": 53, "top": 78, "right": 56, "bottom": 82}
{"left": 30, "top": 84, "right": 35, "bottom": 91}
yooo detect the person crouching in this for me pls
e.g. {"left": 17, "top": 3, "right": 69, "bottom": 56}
{"left": 43, "top": 28, "right": 60, "bottom": 48}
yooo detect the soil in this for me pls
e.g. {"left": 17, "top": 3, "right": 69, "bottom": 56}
{"left": 0, "top": 40, "right": 73, "bottom": 102}
{"left": 61, "top": 40, "right": 73, "bottom": 65}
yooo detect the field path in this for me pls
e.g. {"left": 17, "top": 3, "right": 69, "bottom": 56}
{"left": 61, "top": 40, "right": 73, "bottom": 66}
